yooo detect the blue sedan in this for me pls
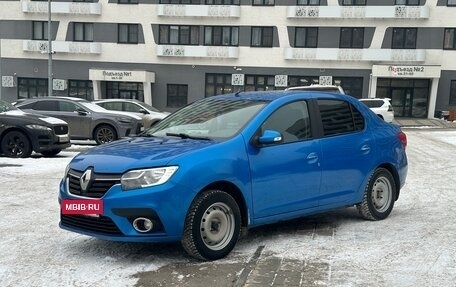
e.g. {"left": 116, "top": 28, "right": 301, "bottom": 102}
{"left": 59, "top": 90, "right": 408, "bottom": 260}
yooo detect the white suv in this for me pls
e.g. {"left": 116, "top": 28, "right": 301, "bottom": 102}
{"left": 359, "top": 98, "right": 394, "bottom": 123}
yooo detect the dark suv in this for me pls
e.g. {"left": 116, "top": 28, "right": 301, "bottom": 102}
{"left": 15, "top": 97, "right": 143, "bottom": 145}
{"left": 0, "top": 100, "right": 70, "bottom": 158}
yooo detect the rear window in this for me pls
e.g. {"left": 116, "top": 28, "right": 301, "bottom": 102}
{"left": 360, "top": 99, "right": 384, "bottom": 108}
{"left": 318, "top": 99, "right": 365, "bottom": 136}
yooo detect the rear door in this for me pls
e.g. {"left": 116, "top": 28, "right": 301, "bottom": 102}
{"left": 316, "top": 99, "right": 374, "bottom": 206}
{"left": 247, "top": 100, "right": 322, "bottom": 219}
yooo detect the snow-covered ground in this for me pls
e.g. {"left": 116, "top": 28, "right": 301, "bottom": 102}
{"left": 0, "top": 130, "right": 455, "bottom": 287}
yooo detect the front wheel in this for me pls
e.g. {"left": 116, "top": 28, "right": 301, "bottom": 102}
{"left": 357, "top": 168, "right": 396, "bottom": 220}
{"left": 94, "top": 125, "right": 117, "bottom": 145}
{"left": 1, "top": 131, "right": 32, "bottom": 158}
{"left": 181, "top": 190, "right": 241, "bottom": 261}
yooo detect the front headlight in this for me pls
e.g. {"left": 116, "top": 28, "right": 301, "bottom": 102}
{"left": 26, "top": 124, "right": 52, "bottom": 131}
{"left": 121, "top": 166, "right": 178, "bottom": 191}
{"left": 117, "top": 117, "right": 133, "bottom": 124}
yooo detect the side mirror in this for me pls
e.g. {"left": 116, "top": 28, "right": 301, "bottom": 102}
{"left": 75, "top": 108, "right": 88, "bottom": 116}
{"left": 138, "top": 108, "right": 148, "bottom": 114}
{"left": 258, "top": 130, "right": 282, "bottom": 145}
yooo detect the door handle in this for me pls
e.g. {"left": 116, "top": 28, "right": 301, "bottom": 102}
{"left": 306, "top": 152, "right": 319, "bottom": 164}
{"left": 361, "top": 145, "right": 370, "bottom": 154}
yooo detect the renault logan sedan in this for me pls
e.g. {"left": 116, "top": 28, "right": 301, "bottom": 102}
{"left": 59, "top": 91, "right": 408, "bottom": 260}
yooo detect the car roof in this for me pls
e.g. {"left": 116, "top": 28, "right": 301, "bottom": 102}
{"left": 94, "top": 99, "right": 142, "bottom": 103}
{"left": 16, "top": 96, "right": 89, "bottom": 103}
{"left": 205, "top": 90, "right": 352, "bottom": 102}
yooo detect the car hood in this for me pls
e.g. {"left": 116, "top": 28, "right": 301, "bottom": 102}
{"left": 1, "top": 110, "right": 67, "bottom": 125}
{"left": 69, "top": 136, "right": 217, "bottom": 173}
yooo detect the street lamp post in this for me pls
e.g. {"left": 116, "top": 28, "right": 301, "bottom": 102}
{"left": 47, "top": 0, "right": 52, "bottom": 97}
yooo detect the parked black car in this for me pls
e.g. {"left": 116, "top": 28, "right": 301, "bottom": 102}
{"left": 15, "top": 97, "right": 143, "bottom": 145}
{"left": 0, "top": 100, "right": 70, "bottom": 158}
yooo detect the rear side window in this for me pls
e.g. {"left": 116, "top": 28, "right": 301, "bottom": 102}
{"left": 360, "top": 100, "right": 384, "bottom": 108}
{"left": 317, "top": 99, "right": 365, "bottom": 136}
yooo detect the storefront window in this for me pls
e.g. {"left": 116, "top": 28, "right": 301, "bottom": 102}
{"left": 167, "top": 84, "right": 188, "bottom": 108}
{"left": 205, "top": 74, "right": 233, "bottom": 97}
{"left": 68, "top": 80, "right": 93, "bottom": 100}
{"left": 106, "top": 82, "right": 144, "bottom": 102}
{"left": 18, "top": 78, "right": 48, "bottom": 99}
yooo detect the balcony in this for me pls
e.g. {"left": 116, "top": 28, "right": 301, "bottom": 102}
{"left": 287, "top": 5, "right": 429, "bottom": 19}
{"left": 22, "top": 1, "right": 101, "bottom": 15}
{"left": 23, "top": 40, "right": 101, "bottom": 54}
{"left": 157, "top": 45, "right": 239, "bottom": 58}
{"left": 284, "top": 48, "right": 426, "bottom": 62}
{"left": 157, "top": 5, "right": 240, "bottom": 18}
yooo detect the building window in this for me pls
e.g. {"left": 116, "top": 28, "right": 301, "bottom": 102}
{"left": 205, "top": 0, "right": 240, "bottom": 4}
{"left": 159, "top": 25, "right": 199, "bottom": 45}
{"left": 204, "top": 26, "right": 239, "bottom": 46}
{"left": 251, "top": 27, "right": 273, "bottom": 47}
{"left": 73, "top": 23, "right": 93, "bottom": 42}
{"left": 118, "top": 0, "right": 139, "bottom": 4}
{"left": 68, "top": 80, "right": 93, "bottom": 100}
{"left": 106, "top": 82, "right": 144, "bottom": 101}
{"left": 297, "top": 0, "right": 320, "bottom": 5}
{"left": 450, "top": 81, "right": 456, "bottom": 106}
{"left": 18, "top": 78, "right": 48, "bottom": 99}
{"left": 205, "top": 74, "right": 233, "bottom": 97}
{"left": 295, "top": 27, "right": 318, "bottom": 48}
{"left": 167, "top": 84, "right": 188, "bottom": 108}
{"left": 333, "top": 77, "right": 363, "bottom": 99}
{"left": 395, "top": 0, "right": 419, "bottom": 5}
{"left": 444, "top": 28, "right": 456, "bottom": 50}
{"left": 118, "top": 24, "right": 139, "bottom": 44}
{"left": 288, "top": 76, "right": 319, "bottom": 87}
{"left": 340, "top": 27, "right": 364, "bottom": 48}
{"left": 342, "top": 0, "right": 366, "bottom": 5}
{"left": 32, "top": 21, "right": 48, "bottom": 40}
{"left": 252, "top": 0, "right": 274, "bottom": 5}
{"left": 448, "top": 0, "right": 456, "bottom": 6}
{"left": 160, "top": 0, "right": 202, "bottom": 3}
{"left": 245, "top": 75, "right": 275, "bottom": 91}
{"left": 73, "top": 0, "right": 94, "bottom": 2}
{"left": 392, "top": 28, "right": 417, "bottom": 49}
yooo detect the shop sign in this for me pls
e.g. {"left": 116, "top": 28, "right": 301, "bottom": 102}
{"left": 89, "top": 69, "right": 155, "bottom": 83}
{"left": 372, "top": 65, "right": 441, "bottom": 78}
{"left": 388, "top": 66, "right": 425, "bottom": 77}
{"left": 102, "top": 71, "right": 133, "bottom": 81}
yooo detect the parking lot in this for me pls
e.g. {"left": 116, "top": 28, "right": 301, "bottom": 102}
{"left": 1, "top": 129, "right": 455, "bottom": 287}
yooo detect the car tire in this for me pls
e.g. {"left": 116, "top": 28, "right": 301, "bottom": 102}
{"left": 181, "top": 190, "right": 241, "bottom": 261}
{"left": 1, "top": 131, "right": 32, "bottom": 158}
{"left": 94, "top": 125, "right": 117, "bottom": 145}
{"left": 41, "top": 149, "right": 61, "bottom": 157}
{"left": 357, "top": 168, "right": 396, "bottom": 221}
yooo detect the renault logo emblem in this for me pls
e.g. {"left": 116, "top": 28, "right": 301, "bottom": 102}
{"left": 80, "top": 168, "right": 93, "bottom": 192}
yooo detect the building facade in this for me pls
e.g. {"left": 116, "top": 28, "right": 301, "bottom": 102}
{"left": 1, "top": 0, "right": 456, "bottom": 118}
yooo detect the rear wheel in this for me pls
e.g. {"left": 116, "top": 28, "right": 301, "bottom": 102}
{"left": 1, "top": 131, "right": 32, "bottom": 158}
{"left": 94, "top": 125, "right": 117, "bottom": 145}
{"left": 181, "top": 190, "right": 241, "bottom": 261}
{"left": 357, "top": 168, "right": 396, "bottom": 220}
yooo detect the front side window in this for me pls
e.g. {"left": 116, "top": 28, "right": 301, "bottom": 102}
{"left": 251, "top": 27, "right": 273, "bottom": 47}
{"left": 295, "top": 27, "right": 318, "bottom": 48}
{"left": 167, "top": 84, "right": 188, "bottom": 108}
{"left": 450, "top": 80, "right": 456, "bottom": 106}
{"left": 392, "top": 28, "right": 417, "bottom": 49}
{"left": 33, "top": 21, "right": 48, "bottom": 40}
{"left": 252, "top": 0, "right": 274, "bottom": 5}
{"left": 118, "top": 24, "right": 139, "bottom": 44}
{"left": 340, "top": 27, "right": 364, "bottom": 48}
{"left": 159, "top": 25, "right": 199, "bottom": 45}
{"left": 342, "top": 0, "right": 366, "bottom": 5}
{"left": 318, "top": 99, "right": 364, "bottom": 136}
{"left": 297, "top": 0, "right": 320, "bottom": 5}
{"left": 261, "top": 101, "right": 312, "bottom": 144}
{"left": 204, "top": 26, "right": 239, "bottom": 46}
{"left": 444, "top": 28, "right": 456, "bottom": 50}
{"left": 73, "top": 23, "right": 93, "bottom": 42}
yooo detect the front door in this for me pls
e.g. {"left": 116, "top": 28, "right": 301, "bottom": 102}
{"left": 391, "top": 88, "right": 413, "bottom": 117}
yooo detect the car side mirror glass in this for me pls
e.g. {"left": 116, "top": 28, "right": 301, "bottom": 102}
{"left": 76, "top": 108, "right": 88, "bottom": 116}
{"left": 138, "top": 108, "right": 148, "bottom": 114}
{"left": 258, "top": 130, "right": 282, "bottom": 145}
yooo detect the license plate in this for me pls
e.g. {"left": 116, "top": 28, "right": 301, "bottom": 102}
{"left": 61, "top": 199, "right": 103, "bottom": 215}
{"left": 58, "top": 135, "right": 69, "bottom": 143}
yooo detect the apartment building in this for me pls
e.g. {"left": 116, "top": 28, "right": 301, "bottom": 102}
{"left": 0, "top": 0, "right": 455, "bottom": 118}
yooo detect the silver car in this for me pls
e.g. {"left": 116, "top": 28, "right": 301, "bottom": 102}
{"left": 93, "top": 99, "right": 169, "bottom": 128}
{"left": 15, "top": 97, "right": 143, "bottom": 144}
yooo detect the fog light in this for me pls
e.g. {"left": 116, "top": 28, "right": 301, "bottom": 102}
{"left": 132, "top": 217, "right": 153, "bottom": 233}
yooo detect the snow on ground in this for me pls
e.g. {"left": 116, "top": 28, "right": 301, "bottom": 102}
{"left": 0, "top": 131, "right": 455, "bottom": 287}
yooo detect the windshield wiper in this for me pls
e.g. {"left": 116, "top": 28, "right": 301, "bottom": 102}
{"left": 166, "top": 132, "right": 211, "bottom": 141}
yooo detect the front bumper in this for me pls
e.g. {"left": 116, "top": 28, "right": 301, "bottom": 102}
{"left": 58, "top": 177, "right": 193, "bottom": 243}
{"left": 29, "top": 128, "right": 71, "bottom": 152}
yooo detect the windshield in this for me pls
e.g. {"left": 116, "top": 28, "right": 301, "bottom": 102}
{"left": 0, "top": 100, "right": 18, "bottom": 113}
{"left": 145, "top": 98, "right": 267, "bottom": 140}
